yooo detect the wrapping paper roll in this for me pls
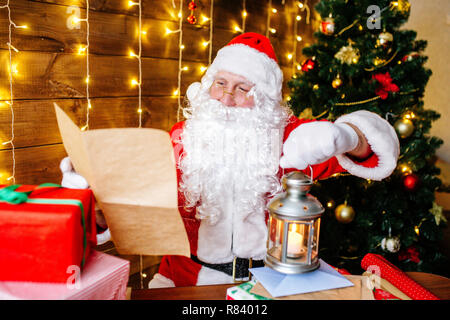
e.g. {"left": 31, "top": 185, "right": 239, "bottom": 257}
{"left": 361, "top": 253, "right": 439, "bottom": 300}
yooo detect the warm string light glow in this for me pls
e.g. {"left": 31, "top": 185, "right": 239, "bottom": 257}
{"left": 266, "top": 0, "right": 275, "bottom": 37}
{"left": 0, "top": 1, "right": 27, "bottom": 184}
{"left": 128, "top": 0, "right": 143, "bottom": 127}
{"left": 76, "top": 1, "right": 91, "bottom": 132}
{"left": 291, "top": 1, "right": 310, "bottom": 74}
{"left": 241, "top": 0, "right": 247, "bottom": 33}
{"left": 175, "top": 0, "right": 184, "bottom": 122}
{"left": 207, "top": 0, "right": 214, "bottom": 66}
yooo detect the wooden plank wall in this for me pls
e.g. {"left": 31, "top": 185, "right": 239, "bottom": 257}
{"left": 0, "top": 0, "right": 319, "bottom": 185}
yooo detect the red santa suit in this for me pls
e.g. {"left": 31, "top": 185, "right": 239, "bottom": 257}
{"left": 148, "top": 33, "right": 399, "bottom": 288}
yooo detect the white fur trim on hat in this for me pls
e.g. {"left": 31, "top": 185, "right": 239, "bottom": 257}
{"left": 204, "top": 44, "right": 283, "bottom": 102}
{"left": 335, "top": 110, "right": 400, "bottom": 181}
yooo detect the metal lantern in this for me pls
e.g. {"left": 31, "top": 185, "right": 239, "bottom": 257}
{"left": 265, "top": 171, "right": 324, "bottom": 274}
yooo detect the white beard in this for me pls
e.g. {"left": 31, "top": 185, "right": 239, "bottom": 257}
{"left": 179, "top": 88, "right": 289, "bottom": 262}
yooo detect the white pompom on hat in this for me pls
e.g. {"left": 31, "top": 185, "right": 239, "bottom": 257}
{"left": 188, "top": 32, "right": 283, "bottom": 103}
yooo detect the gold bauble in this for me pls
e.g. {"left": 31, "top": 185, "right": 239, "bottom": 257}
{"left": 313, "top": 84, "right": 319, "bottom": 90}
{"left": 332, "top": 77, "right": 343, "bottom": 89}
{"left": 391, "top": 0, "right": 411, "bottom": 15}
{"left": 373, "top": 57, "right": 386, "bottom": 66}
{"left": 335, "top": 203, "right": 355, "bottom": 224}
{"left": 394, "top": 118, "right": 414, "bottom": 138}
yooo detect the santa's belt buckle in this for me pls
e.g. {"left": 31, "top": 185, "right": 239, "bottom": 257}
{"left": 232, "top": 257, "right": 253, "bottom": 283}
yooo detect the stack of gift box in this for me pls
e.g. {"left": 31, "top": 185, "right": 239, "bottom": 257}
{"left": 0, "top": 184, "right": 130, "bottom": 300}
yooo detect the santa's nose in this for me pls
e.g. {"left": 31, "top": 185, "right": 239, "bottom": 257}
{"left": 220, "top": 92, "right": 236, "bottom": 107}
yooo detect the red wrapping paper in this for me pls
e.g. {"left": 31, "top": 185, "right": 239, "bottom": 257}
{"left": 0, "top": 185, "right": 97, "bottom": 283}
{"left": 361, "top": 253, "right": 439, "bottom": 300}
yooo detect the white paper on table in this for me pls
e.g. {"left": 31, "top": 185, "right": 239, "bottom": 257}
{"left": 249, "top": 259, "right": 354, "bottom": 298}
{"left": 53, "top": 103, "right": 190, "bottom": 257}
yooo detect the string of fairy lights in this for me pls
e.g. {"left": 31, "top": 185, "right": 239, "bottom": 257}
{"left": 0, "top": 0, "right": 28, "bottom": 184}
{"left": 128, "top": 0, "right": 144, "bottom": 128}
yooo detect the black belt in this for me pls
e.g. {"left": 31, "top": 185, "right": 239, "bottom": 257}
{"left": 191, "top": 255, "right": 264, "bottom": 281}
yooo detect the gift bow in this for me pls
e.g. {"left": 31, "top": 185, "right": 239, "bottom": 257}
{"left": 0, "top": 183, "right": 88, "bottom": 268}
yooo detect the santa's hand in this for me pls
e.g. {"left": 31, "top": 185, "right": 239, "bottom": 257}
{"left": 60, "top": 157, "right": 89, "bottom": 189}
{"left": 279, "top": 121, "right": 359, "bottom": 170}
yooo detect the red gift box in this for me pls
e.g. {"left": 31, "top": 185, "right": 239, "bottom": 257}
{"left": 0, "top": 184, "right": 97, "bottom": 283}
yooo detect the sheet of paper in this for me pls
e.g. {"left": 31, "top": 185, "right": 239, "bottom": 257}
{"left": 54, "top": 103, "right": 190, "bottom": 257}
{"left": 250, "top": 275, "right": 374, "bottom": 300}
{"left": 249, "top": 260, "right": 354, "bottom": 298}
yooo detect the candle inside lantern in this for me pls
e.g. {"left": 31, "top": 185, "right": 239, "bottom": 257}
{"left": 287, "top": 224, "right": 303, "bottom": 257}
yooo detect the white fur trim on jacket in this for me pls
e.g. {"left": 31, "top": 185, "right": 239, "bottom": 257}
{"left": 204, "top": 44, "right": 283, "bottom": 102}
{"left": 335, "top": 110, "right": 400, "bottom": 181}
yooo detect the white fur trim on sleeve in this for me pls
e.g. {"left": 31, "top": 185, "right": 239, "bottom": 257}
{"left": 148, "top": 273, "right": 176, "bottom": 289}
{"left": 335, "top": 110, "right": 400, "bottom": 181}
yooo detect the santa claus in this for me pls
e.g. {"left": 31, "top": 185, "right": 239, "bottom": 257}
{"left": 60, "top": 33, "right": 399, "bottom": 288}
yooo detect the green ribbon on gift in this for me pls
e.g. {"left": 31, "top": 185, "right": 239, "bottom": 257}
{"left": 0, "top": 183, "right": 88, "bottom": 268}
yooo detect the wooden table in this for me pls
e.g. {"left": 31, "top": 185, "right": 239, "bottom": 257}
{"left": 131, "top": 272, "right": 450, "bottom": 300}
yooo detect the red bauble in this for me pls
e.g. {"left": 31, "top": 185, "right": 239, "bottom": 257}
{"left": 403, "top": 173, "right": 420, "bottom": 191}
{"left": 187, "top": 14, "right": 197, "bottom": 24}
{"left": 301, "top": 58, "right": 316, "bottom": 72}
{"left": 188, "top": 1, "right": 197, "bottom": 11}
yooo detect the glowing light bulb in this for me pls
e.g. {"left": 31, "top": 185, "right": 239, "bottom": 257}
{"left": 234, "top": 25, "right": 242, "bottom": 33}
{"left": 128, "top": 1, "right": 139, "bottom": 7}
{"left": 269, "top": 28, "right": 276, "bottom": 34}
{"left": 201, "top": 15, "right": 210, "bottom": 23}
{"left": 11, "top": 64, "right": 18, "bottom": 75}
{"left": 131, "top": 79, "right": 139, "bottom": 86}
{"left": 242, "top": 11, "right": 247, "bottom": 17}
{"left": 129, "top": 50, "right": 138, "bottom": 58}
{"left": 202, "top": 41, "right": 209, "bottom": 48}
{"left": 173, "top": 89, "right": 179, "bottom": 96}
{"left": 296, "top": 15, "right": 301, "bottom": 21}
{"left": 296, "top": 35, "right": 302, "bottom": 41}
{"left": 298, "top": 2, "right": 304, "bottom": 8}
{"left": 287, "top": 53, "right": 293, "bottom": 60}
{"left": 182, "top": 66, "right": 188, "bottom": 71}
{"left": 81, "top": 125, "right": 88, "bottom": 131}
{"left": 180, "top": 44, "right": 185, "bottom": 50}
{"left": 85, "top": 76, "right": 90, "bottom": 84}
{"left": 272, "top": 8, "right": 277, "bottom": 13}
{"left": 137, "top": 108, "right": 142, "bottom": 113}
{"left": 200, "top": 66, "right": 207, "bottom": 72}
{"left": 78, "top": 45, "right": 87, "bottom": 55}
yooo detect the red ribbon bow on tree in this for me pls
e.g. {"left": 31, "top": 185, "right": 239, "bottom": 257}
{"left": 372, "top": 72, "right": 399, "bottom": 99}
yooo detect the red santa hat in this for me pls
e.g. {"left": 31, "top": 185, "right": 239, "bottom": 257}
{"left": 188, "top": 32, "right": 283, "bottom": 102}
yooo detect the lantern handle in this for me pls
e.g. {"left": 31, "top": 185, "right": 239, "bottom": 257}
{"left": 308, "top": 165, "right": 313, "bottom": 183}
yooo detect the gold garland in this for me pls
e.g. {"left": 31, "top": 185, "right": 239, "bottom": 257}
{"left": 335, "top": 95, "right": 381, "bottom": 106}
{"left": 364, "top": 50, "right": 399, "bottom": 71}
{"left": 334, "top": 89, "right": 419, "bottom": 107}
{"left": 335, "top": 19, "right": 359, "bottom": 36}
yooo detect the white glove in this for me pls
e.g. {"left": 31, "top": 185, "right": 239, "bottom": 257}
{"left": 60, "top": 157, "right": 89, "bottom": 189}
{"left": 60, "top": 157, "right": 112, "bottom": 245}
{"left": 279, "top": 121, "right": 359, "bottom": 170}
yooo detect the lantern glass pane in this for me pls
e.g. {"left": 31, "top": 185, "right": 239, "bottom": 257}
{"left": 312, "top": 218, "right": 321, "bottom": 260}
{"left": 268, "top": 216, "right": 284, "bottom": 257}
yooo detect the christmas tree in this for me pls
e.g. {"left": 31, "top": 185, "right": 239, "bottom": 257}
{"left": 288, "top": 0, "right": 448, "bottom": 276}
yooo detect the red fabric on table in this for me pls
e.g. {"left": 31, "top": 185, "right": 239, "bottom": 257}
{"left": 0, "top": 185, "right": 97, "bottom": 283}
{"left": 361, "top": 253, "right": 439, "bottom": 300}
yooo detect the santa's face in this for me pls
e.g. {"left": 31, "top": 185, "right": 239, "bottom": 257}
{"left": 209, "top": 71, "right": 255, "bottom": 108}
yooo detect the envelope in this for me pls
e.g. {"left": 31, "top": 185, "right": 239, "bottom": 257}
{"left": 53, "top": 103, "right": 190, "bottom": 257}
{"left": 249, "top": 259, "right": 354, "bottom": 298}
